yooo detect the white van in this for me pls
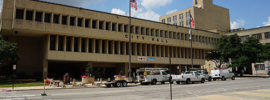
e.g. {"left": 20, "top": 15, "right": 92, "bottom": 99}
{"left": 210, "top": 69, "right": 235, "bottom": 81}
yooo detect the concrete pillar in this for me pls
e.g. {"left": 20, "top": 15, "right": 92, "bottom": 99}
{"left": 78, "top": 38, "right": 82, "bottom": 52}
{"left": 55, "top": 35, "right": 59, "bottom": 51}
{"left": 63, "top": 36, "right": 67, "bottom": 51}
{"left": 42, "top": 60, "right": 48, "bottom": 79}
{"left": 93, "top": 39, "right": 96, "bottom": 53}
{"left": 124, "top": 63, "right": 129, "bottom": 76}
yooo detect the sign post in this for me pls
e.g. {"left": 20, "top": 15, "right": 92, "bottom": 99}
{"left": 12, "top": 65, "right": 16, "bottom": 90}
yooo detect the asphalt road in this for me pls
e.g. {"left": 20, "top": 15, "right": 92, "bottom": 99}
{"left": 1, "top": 77, "right": 270, "bottom": 100}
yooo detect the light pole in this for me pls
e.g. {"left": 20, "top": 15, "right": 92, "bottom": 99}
{"left": 169, "top": 51, "right": 172, "bottom": 100}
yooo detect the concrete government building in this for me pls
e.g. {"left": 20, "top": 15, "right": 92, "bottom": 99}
{"left": 0, "top": 0, "right": 224, "bottom": 79}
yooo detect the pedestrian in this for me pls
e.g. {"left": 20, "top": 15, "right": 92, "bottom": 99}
{"left": 63, "top": 73, "right": 70, "bottom": 84}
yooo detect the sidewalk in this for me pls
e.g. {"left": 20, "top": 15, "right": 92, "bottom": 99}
{"left": 0, "top": 82, "right": 140, "bottom": 92}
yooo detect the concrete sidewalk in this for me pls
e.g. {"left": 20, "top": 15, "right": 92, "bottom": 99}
{"left": 0, "top": 82, "right": 140, "bottom": 92}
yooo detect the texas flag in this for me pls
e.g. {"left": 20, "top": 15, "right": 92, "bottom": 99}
{"left": 130, "top": 0, "right": 138, "bottom": 11}
{"left": 190, "top": 14, "right": 195, "bottom": 27}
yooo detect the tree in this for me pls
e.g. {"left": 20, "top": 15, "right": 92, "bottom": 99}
{"left": 0, "top": 35, "right": 18, "bottom": 64}
{"left": 218, "top": 34, "right": 242, "bottom": 62}
{"left": 205, "top": 50, "right": 222, "bottom": 68}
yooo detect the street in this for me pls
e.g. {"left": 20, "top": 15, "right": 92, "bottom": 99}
{"left": 1, "top": 78, "right": 270, "bottom": 100}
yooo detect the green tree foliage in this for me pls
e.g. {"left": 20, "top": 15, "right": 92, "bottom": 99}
{"left": 209, "top": 34, "right": 269, "bottom": 74}
{"left": 0, "top": 35, "right": 18, "bottom": 64}
{"left": 205, "top": 50, "right": 222, "bottom": 67}
{"left": 218, "top": 34, "right": 242, "bottom": 62}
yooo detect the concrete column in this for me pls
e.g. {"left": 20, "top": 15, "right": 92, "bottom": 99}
{"left": 63, "top": 36, "right": 67, "bottom": 51}
{"left": 118, "top": 41, "right": 121, "bottom": 55}
{"left": 78, "top": 38, "right": 82, "bottom": 52}
{"left": 123, "top": 42, "right": 126, "bottom": 55}
{"left": 144, "top": 44, "right": 147, "bottom": 56}
{"left": 50, "top": 13, "right": 53, "bottom": 23}
{"left": 86, "top": 38, "right": 89, "bottom": 52}
{"left": 139, "top": 44, "right": 142, "bottom": 56}
{"left": 93, "top": 39, "right": 96, "bottom": 53}
{"left": 42, "top": 12, "right": 45, "bottom": 22}
{"left": 55, "top": 35, "right": 59, "bottom": 51}
{"left": 75, "top": 17, "right": 78, "bottom": 26}
{"left": 106, "top": 40, "right": 109, "bottom": 54}
{"left": 124, "top": 63, "right": 129, "bottom": 76}
{"left": 149, "top": 44, "right": 152, "bottom": 56}
{"left": 71, "top": 37, "right": 74, "bottom": 52}
{"left": 59, "top": 14, "right": 62, "bottom": 24}
{"left": 42, "top": 60, "right": 48, "bottom": 79}
{"left": 134, "top": 43, "right": 137, "bottom": 56}
{"left": 112, "top": 40, "right": 115, "bottom": 54}
{"left": 99, "top": 40, "right": 102, "bottom": 53}
{"left": 67, "top": 16, "right": 70, "bottom": 25}
{"left": 23, "top": 8, "right": 26, "bottom": 20}
{"left": 82, "top": 18, "right": 85, "bottom": 27}
{"left": 33, "top": 10, "right": 36, "bottom": 21}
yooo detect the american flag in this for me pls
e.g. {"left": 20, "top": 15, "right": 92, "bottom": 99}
{"left": 190, "top": 14, "right": 195, "bottom": 27}
{"left": 130, "top": 0, "right": 138, "bottom": 11}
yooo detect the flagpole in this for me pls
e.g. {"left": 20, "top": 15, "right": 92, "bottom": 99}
{"left": 128, "top": 0, "right": 132, "bottom": 79}
{"left": 189, "top": 11, "right": 194, "bottom": 69}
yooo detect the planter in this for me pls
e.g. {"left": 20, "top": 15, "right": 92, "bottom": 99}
{"left": 82, "top": 77, "right": 90, "bottom": 84}
{"left": 114, "top": 75, "right": 127, "bottom": 80}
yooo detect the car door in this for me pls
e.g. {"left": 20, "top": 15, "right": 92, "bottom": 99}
{"left": 194, "top": 72, "right": 200, "bottom": 81}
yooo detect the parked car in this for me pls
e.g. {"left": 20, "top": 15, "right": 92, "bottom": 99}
{"left": 136, "top": 68, "right": 169, "bottom": 85}
{"left": 210, "top": 69, "right": 235, "bottom": 81}
{"left": 190, "top": 68, "right": 212, "bottom": 81}
{"left": 172, "top": 71, "right": 205, "bottom": 84}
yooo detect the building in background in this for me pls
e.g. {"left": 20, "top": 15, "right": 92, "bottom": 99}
{"left": 228, "top": 26, "right": 270, "bottom": 44}
{"left": 159, "top": 0, "right": 230, "bottom": 33}
{"left": 0, "top": 0, "right": 220, "bottom": 79}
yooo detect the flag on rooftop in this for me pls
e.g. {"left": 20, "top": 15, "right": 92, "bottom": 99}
{"left": 130, "top": 0, "right": 138, "bottom": 11}
{"left": 190, "top": 14, "right": 195, "bottom": 27}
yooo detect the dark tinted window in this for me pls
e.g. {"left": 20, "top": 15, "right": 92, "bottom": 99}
{"left": 26, "top": 10, "right": 33, "bottom": 20}
{"left": 62, "top": 16, "right": 67, "bottom": 25}
{"left": 58, "top": 36, "right": 64, "bottom": 51}
{"left": 50, "top": 35, "right": 56, "bottom": 50}
{"left": 45, "top": 13, "right": 51, "bottom": 23}
{"left": 16, "top": 9, "right": 24, "bottom": 19}
{"left": 53, "top": 14, "right": 60, "bottom": 24}
{"left": 35, "top": 11, "right": 42, "bottom": 22}
{"left": 78, "top": 18, "right": 83, "bottom": 27}
{"left": 85, "top": 19, "right": 90, "bottom": 28}
{"left": 66, "top": 37, "right": 72, "bottom": 51}
{"left": 70, "top": 17, "right": 75, "bottom": 26}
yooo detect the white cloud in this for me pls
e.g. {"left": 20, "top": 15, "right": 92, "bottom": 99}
{"left": 231, "top": 19, "right": 246, "bottom": 29}
{"left": 166, "top": 9, "right": 178, "bottom": 15}
{"left": 41, "top": 0, "right": 105, "bottom": 7}
{"left": 111, "top": 8, "right": 126, "bottom": 16}
{"left": 263, "top": 16, "right": 270, "bottom": 26}
{"left": 132, "top": 8, "right": 160, "bottom": 21}
{"left": 141, "top": 0, "right": 173, "bottom": 9}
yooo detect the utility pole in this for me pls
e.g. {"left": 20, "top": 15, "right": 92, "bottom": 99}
{"left": 169, "top": 50, "right": 173, "bottom": 100}
{"left": 128, "top": 0, "right": 132, "bottom": 80}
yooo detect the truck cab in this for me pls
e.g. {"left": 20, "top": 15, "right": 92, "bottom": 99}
{"left": 136, "top": 68, "right": 169, "bottom": 85}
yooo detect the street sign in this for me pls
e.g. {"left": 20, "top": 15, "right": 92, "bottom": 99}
{"left": 137, "top": 56, "right": 147, "bottom": 61}
{"left": 148, "top": 57, "right": 155, "bottom": 61}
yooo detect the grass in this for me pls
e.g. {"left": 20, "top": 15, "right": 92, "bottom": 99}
{"left": 0, "top": 83, "right": 44, "bottom": 88}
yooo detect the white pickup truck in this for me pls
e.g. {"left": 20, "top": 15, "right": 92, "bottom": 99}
{"left": 136, "top": 68, "right": 169, "bottom": 85}
{"left": 172, "top": 71, "right": 205, "bottom": 84}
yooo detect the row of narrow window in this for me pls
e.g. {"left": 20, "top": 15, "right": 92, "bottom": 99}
{"left": 49, "top": 35, "right": 206, "bottom": 59}
{"left": 15, "top": 8, "right": 218, "bottom": 45}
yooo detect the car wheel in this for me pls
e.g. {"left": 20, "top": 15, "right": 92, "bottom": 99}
{"left": 208, "top": 77, "right": 212, "bottom": 82}
{"left": 122, "top": 81, "right": 127, "bottom": 87}
{"left": 176, "top": 81, "right": 181, "bottom": 84}
{"left": 151, "top": 79, "right": 157, "bottom": 85}
{"left": 221, "top": 76, "right": 226, "bottom": 81}
{"left": 106, "top": 84, "right": 111, "bottom": 88}
{"left": 116, "top": 82, "right": 122, "bottom": 87}
{"left": 161, "top": 81, "right": 165, "bottom": 84}
{"left": 186, "top": 79, "right": 191, "bottom": 84}
{"left": 231, "top": 76, "right": 235, "bottom": 80}
{"left": 201, "top": 78, "right": 205, "bottom": 83}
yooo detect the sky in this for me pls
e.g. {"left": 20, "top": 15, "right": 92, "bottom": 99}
{"left": 1, "top": 0, "right": 270, "bottom": 30}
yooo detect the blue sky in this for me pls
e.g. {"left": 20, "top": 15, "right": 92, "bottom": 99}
{"left": 1, "top": 0, "right": 270, "bottom": 29}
